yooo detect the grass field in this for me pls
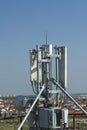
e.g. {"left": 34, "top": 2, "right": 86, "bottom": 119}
{"left": 68, "top": 116, "right": 87, "bottom": 130}
{"left": 0, "top": 118, "right": 28, "bottom": 130}
{"left": 0, "top": 116, "right": 87, "bottom": 130}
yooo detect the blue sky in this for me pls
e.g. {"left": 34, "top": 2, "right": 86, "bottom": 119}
{"left": 0, "top": 0, "right": 87, "bottom": 96}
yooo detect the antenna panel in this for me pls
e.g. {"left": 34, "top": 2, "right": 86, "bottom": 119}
{"left": 58, "top": 46, "right": 67, "bottom": 89}
{"left": 30, "top": 50, "right": 42, "bottom": 82}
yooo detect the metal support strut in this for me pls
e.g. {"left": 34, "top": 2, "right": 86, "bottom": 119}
{"left": 51, "top": 78, "right": 87, "bottom": 115}
{"left": 17, "top": 85, "right": 45, "bottom": 130}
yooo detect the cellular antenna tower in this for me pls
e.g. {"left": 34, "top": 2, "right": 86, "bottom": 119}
{"left": 17, "top": 41, "right": 87, "bottom": 130}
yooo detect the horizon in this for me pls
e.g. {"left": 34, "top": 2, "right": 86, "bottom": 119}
{"left": 1, "top": 92, "right": 87, "bottom": 97}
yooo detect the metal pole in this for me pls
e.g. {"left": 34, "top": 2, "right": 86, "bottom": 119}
{"left": 19, "top": 116, "right": 23, "bottom": 130}
{"left": 55, "top": 48, "right": 59, "bottom": 105}
{"left": 36, "top": 45, "right": 39, "bottom": 93}
{"left": 17, "top": 85, "right": 45, "bottom": 130}
{"left": 73, "top": 115, "right": 76, "bottom": 130}
{"left": 51, "top": 78, "right": 87, "bottom": 115}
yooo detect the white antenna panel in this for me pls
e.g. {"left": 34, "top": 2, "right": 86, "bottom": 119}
{"left": 30, "top": 50, "right": 42, "bottom": 82}
{"left": 58, "top": 46, "right": 67, "bottom": 89}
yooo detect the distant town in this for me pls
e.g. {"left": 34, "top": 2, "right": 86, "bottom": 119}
{"left": 0, "top": 93, "right": 87, "bottom": 118}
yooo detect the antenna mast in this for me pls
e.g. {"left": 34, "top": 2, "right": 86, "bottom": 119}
{"left": 46, "top": 32, "right": 47, "bottom": 44}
